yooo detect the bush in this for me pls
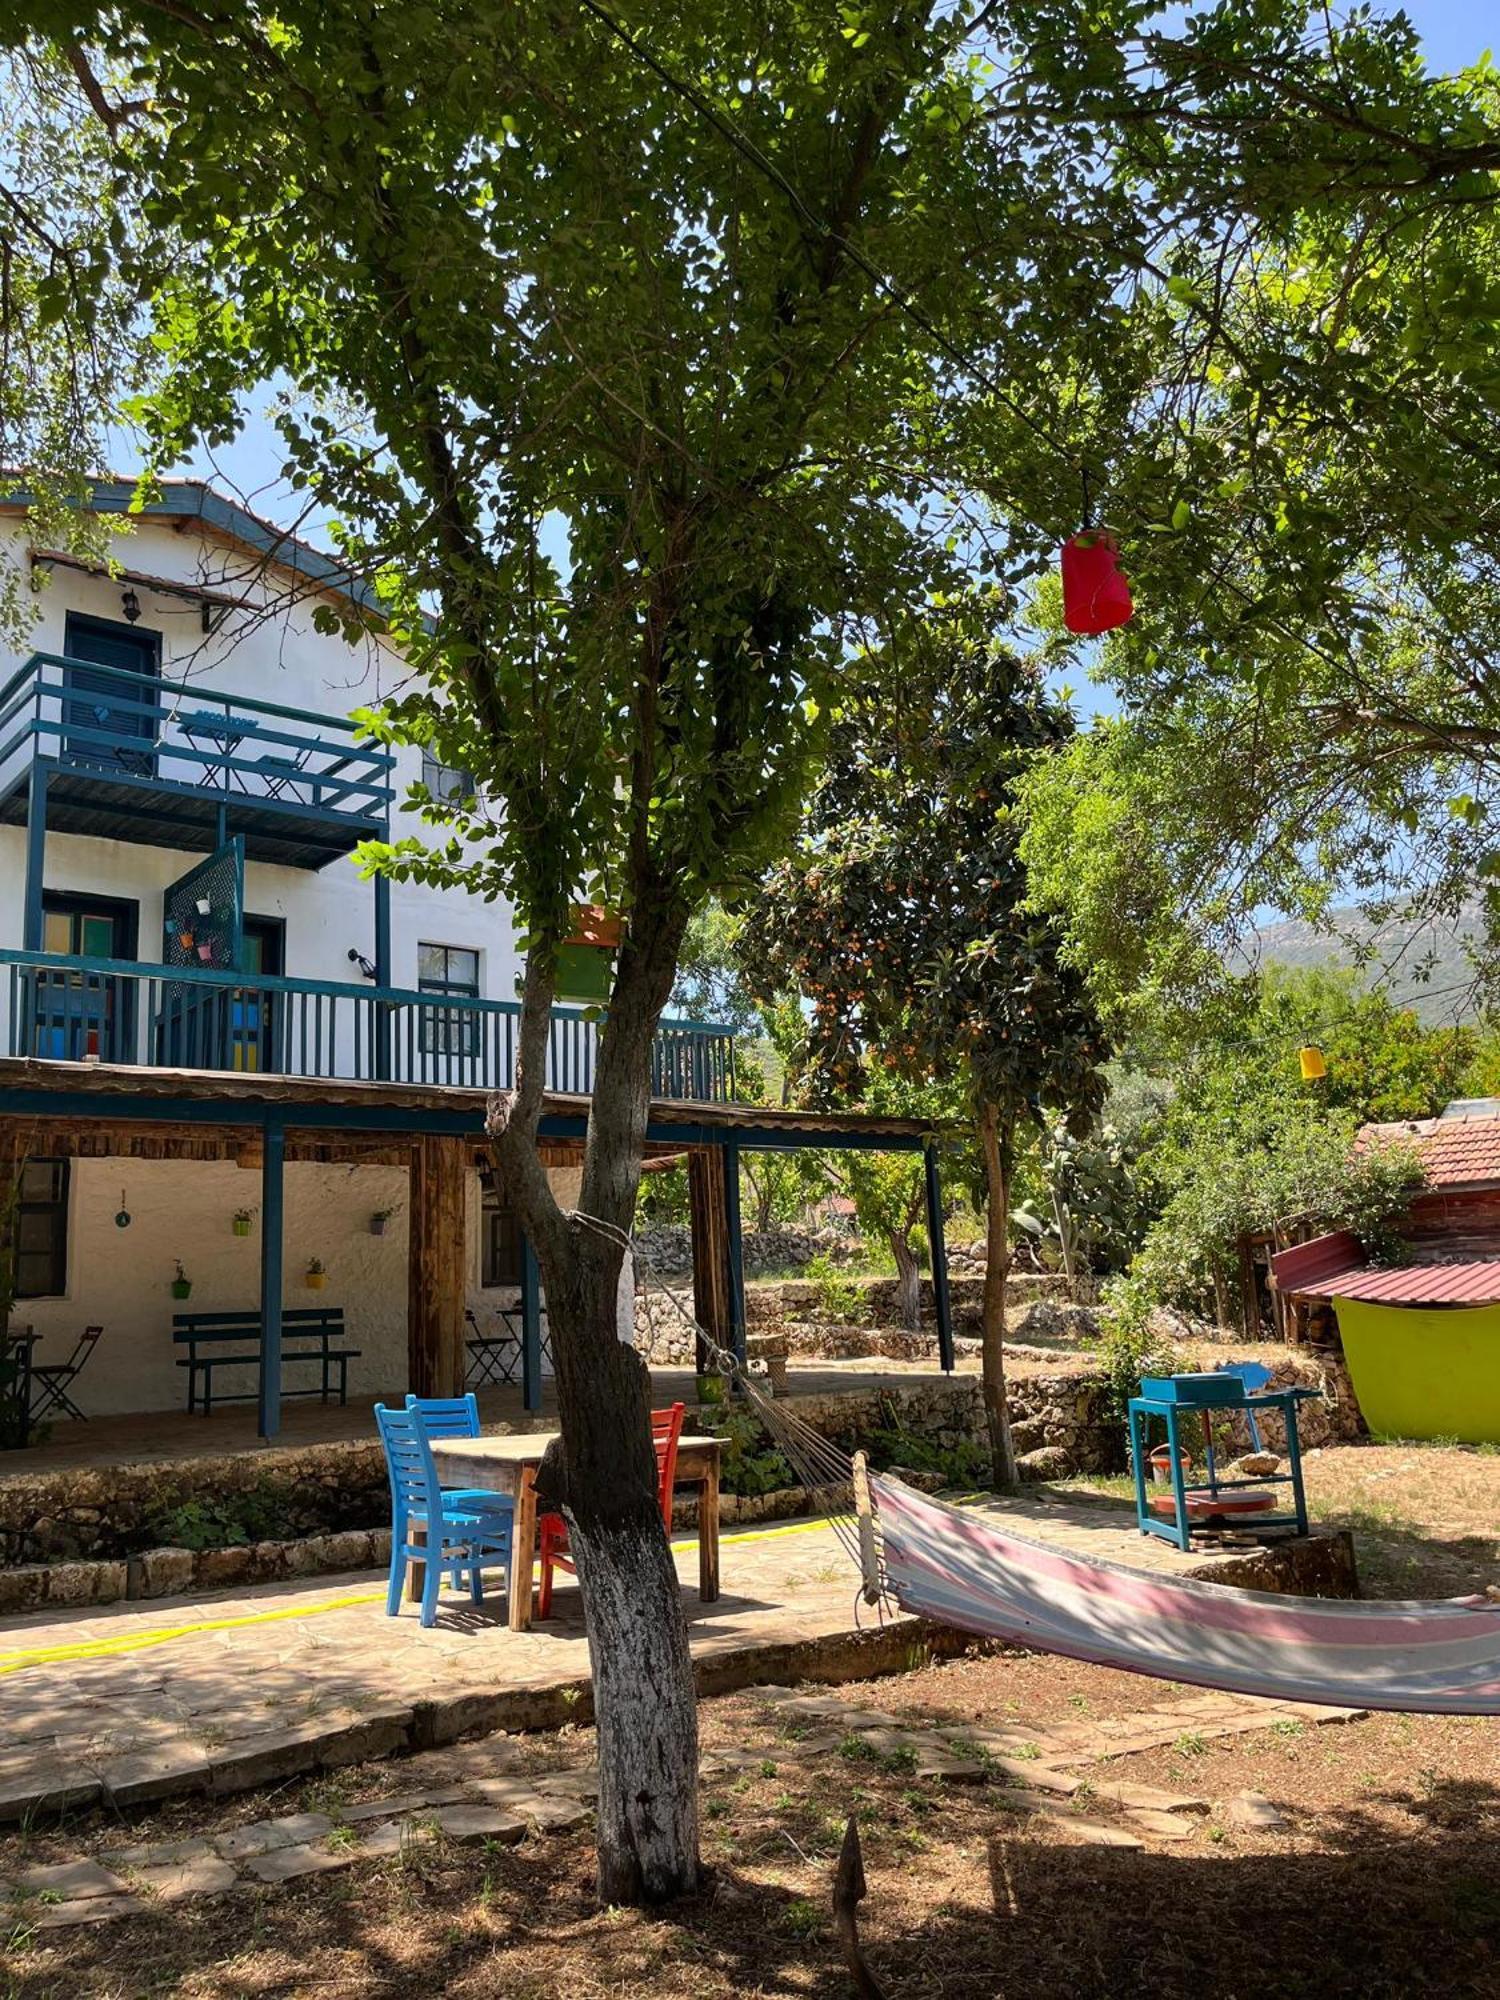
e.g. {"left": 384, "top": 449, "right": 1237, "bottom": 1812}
{"left": 804, "top": 1253, "right": 863, "bottom": 1324}
{"left": 145, "top": 1486, "right": 285, "bottom": 1551}
{"left": 706, "top": 1411, "right": 795, "bottom": 1497}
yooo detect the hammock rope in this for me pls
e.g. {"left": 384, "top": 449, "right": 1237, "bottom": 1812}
{"left": 573, "top": 1210, "right": 883, "bottom": 1595}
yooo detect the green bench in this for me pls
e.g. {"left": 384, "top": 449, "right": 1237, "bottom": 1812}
{"left": 173, "top": 1308, "right": 361, "bottom": 1415}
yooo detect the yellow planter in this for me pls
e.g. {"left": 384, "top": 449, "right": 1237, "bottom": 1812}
{"left": 1334, "top": 1297, "right": 1500, "bottom": 1445}
{"left": 305, "top": 1271, "right": 327, "bottom": 1290}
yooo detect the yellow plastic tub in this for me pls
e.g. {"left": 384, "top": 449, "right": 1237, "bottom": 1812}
{"left": 1333, "top": 1297, "right": 1500, "bottom": 1444}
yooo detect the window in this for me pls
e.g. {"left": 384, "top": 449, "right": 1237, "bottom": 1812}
{"left": 417, "top": 943, "right": 480, "bottom": 1056}
{"left": 421, "top": 747, "right": 473, "bottom": 805}
{"left": 480, "top": 1172, "right": 522, "bottom": 1288}
{"left": 12, "top": 1159, "right": 69, "bottom": 1299}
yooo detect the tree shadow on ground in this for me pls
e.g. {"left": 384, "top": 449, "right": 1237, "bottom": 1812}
{"left": 20, "top": 1780, "right": 1500, "bottom": 2000}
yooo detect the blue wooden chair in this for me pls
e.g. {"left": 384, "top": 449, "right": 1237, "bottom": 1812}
{"left": 405, "top": 1392, "right": 511, "bottom": 1512}
{"left": 374, "top": 1402, "right": 514, "bottom": 1628}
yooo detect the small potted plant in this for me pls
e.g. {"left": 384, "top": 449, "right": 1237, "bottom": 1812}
{"left": 369, "top": 1207, "right": 394, "bottom": 1237}
{"left": 195, "top": 894, "right": 212, "bottom": 916}
{"left": 232, "top": 1207, "right": 254, "bottom": 1238}
{"left": 305, "top": 1257, "right": 327, "bottom": 1291}
{"left": 170, "top": 1261, "right": 192, "bottom": 1300}
{"left": 197, "top": 940, "right": 215, "bottom": 963}
{"left": 177, "top": 927, "right": 195, "bottom": 950}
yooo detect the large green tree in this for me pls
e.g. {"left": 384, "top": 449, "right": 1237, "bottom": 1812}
{"left": 742, "top": 598, "right": 1111, "bottom": 1483}
{"left": 1014, "top": 22, "right": 1500, "bottom": 1026}
{"left": 13, "top": 0, "right": 1496, "bottom": 1905}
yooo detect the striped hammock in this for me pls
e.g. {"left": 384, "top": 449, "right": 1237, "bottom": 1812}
{"left": 873, "top": 1476, "right": 1500, "bottom": 1716}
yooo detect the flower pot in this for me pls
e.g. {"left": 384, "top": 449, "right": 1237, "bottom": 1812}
{"left": 195, "top": 896, "right": 212, "bottom": 916}
{"left": 197, "top": 942, "right": 214, "bottom": 963}
{"left": 369, "top": 1216, "right": 388, "bottom": 1236}
{"left": 171, "top": 1279, "right": 192, "bottom": 1299}
{"left": 232, "top": 1217, "right": 251, "bottom": 1237}
{"left": 695, "top": 1371, "right": 726, "bottom": 1406}
{"left": 305, "top": 1272, "right": 327, "bottom": 1290}
{"left": 177, "top": 931, "right": 195, "bottom": 950}
{"left": 1148, "top": 1445, "right": 1192, "bottom": 1487}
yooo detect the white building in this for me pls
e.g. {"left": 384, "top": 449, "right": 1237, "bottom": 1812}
{"left": 0, "top": 480, "right": 738, "bottom": 1422}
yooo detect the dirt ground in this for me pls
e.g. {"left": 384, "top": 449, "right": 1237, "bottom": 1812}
{"left": 3, "top": 1641, "right": 1496, "bottom": 2000}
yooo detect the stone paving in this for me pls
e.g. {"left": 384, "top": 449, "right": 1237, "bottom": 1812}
{"left": 3, "top": 1680, "right": 1358, "bottom": 1931}
{"left": 0, "top": 1490, "right": 1354, "bottom": 1828}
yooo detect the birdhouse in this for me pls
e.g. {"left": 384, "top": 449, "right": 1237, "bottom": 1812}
{"left": 1299, "top": 1045, "right": 1327, "bottom": 1082}
{"left": 1061, "top": 531, "right": 1134, "bottom": 636}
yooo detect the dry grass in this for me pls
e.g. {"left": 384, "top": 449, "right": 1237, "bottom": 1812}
{"left": 1, "top": 1647, "right": 1496, "bottom": 1999}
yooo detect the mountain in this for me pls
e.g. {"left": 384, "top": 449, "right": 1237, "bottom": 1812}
{"left": 1250, "top": 902, "right": 1490, "bottom": 1024}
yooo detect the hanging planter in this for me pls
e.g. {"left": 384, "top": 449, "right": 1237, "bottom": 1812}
{"left": 1061, "top": 529, "right": 1134, "bottom": 636}
{"left": 177, "top": 929, "right": 196, "bottom": 951}
{"left": 195, "top": 896, "right": 212, "bottom": 916}
{"left": 369, "top": 1209, "right": 393, "bottom": 1237}
{"left": 232, "top": 1209, "right": 254, "bottom": 1238}
{"left": 197, "top": 941, "right": 215, "bottom": 963}
{"left": 170, "top": 1261, "right": 193, "bottom": 1300}
{"left": 305, "top": 1258, "right": 327, "bottom": 1291}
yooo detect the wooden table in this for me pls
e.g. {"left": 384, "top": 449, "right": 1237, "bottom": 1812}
{"left": 427, "top": 1431, "right": 722, "bottom": 1632}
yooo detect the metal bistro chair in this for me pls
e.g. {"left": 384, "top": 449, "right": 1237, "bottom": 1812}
{"left": 464, "top": 1306, "right": 522, "bottom": 1390}
{"left": 30, "top": 1326, "right": 102, "bottom": 1425}
{"left": 405, "top": 1392, "right": 511, "bottom": 1512}
{"left": 375, "top": 1402, "right": 514, "bottom": 1628}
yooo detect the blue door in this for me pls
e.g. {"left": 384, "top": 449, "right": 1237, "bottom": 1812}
{"left": 62, "top": 614, "right": 160, "bottom": 775}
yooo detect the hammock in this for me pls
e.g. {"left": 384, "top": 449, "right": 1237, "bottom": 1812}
{"left": 594, "top": 1212, "right": 1500, "bottom": 1717}
{"left": 874, "top": 1474, "right": 1500, "bottom": 1716}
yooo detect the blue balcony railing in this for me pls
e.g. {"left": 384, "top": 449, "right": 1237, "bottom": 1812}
{"left": 0, "top": 651, "right": 395, "bottom": 867}
{"left": 0, "top": 950, "right": 737, "bottom": 1103}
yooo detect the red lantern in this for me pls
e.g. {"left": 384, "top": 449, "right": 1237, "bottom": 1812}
{"left": 1061, "top": 529, "right": 1133, "bottom": 636}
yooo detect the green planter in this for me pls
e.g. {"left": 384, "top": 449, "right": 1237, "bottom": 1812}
{"left": 232, "top": 1217, "right": 252, "bottom": 1238}
{"left": 695, "top": 1371, "right": 727, "bottom": 1406}
{"left": 171, "top": 1279, "right": 192, "bottom": 1300}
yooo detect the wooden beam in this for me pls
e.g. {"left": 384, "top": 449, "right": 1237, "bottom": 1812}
{"left": 407, "top": 1134, "right": 468, "bottom": 1397}
{"left": 688, "top": 1147, "right": 731, "bottom": 1374}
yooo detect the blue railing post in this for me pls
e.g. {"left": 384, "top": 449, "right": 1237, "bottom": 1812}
{"left": 258, "top": 1115, "right": 286, "bottom": 1439}
{"left": 925, "top": 1142, "right": 955, "bottom": 1372}
{"left": 23, "top": 765, "right": 47, "bottom": 952}
{"left": 372, "top": 873, "right": 391, "bottom": 1081}
{"left": 520, "top": 1231, "right": 543, "bottom": 1413}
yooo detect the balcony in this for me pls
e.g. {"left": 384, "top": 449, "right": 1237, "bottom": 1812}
{"left": 0, "top": 950, "right": 737, "bottom": 1103}
{"left": 0, "top": 652, "right": 395, "bottom": 869}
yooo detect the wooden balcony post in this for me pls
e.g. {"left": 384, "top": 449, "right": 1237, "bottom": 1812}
{"left": 408, "top": 1134, "right": 468, "bottom": 1397}
{"left": 688, "top": 1147, "right": 731, "bottom": 1374}
{"left": 257, "top": 1114, "right": 286, "bottom": 1439}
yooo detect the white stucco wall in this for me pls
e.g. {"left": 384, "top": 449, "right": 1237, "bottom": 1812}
{"left": 12, "top": 1156, "right": 558, "bottom": 1419}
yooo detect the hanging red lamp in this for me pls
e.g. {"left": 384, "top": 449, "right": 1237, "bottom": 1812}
{"left": 1061, "top": 528, "right": 1134, "bottom": 636}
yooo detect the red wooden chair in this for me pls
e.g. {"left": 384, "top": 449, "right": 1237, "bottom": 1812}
{"left": 537, "top": 1402, "right": 686, "bottom": 1619}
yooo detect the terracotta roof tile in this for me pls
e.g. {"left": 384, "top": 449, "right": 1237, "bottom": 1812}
{"left": 1358, "top": 1114, "right": 1500, "bottom": 1188}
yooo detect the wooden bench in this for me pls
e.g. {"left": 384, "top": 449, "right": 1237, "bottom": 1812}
{"left": 172, "top": 1308, "right": 361, "bottom": 1415}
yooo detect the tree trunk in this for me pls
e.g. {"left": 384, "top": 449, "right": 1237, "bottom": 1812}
{"left": 489, "top": 897, "right": 700, "bottom": 1905}
{"left": 889, "top": 1229, "right": 920, "bottom": 1331}
{"left": 977, "top": 1100, "right": 1018, "bottom": 1488}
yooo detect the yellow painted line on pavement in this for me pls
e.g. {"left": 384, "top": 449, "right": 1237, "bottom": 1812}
{"left": 0, "top": 1513, "right": 848, "bottom": 1677}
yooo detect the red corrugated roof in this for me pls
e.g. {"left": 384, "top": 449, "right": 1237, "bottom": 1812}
{"left": 1298, "top": 1261, "right": 1500, "bottom": 1305}
{"left": 1359, "top": 1114, "right": 1500, "bottom": 1188}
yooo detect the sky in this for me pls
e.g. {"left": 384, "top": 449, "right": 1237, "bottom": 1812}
{"left": 139, "top": 0, "right": 1493, "bottom": 572}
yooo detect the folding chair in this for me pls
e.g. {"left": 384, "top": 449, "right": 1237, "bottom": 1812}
{"left": 30, "top": 1326, "right": 102, "bottom": 1424}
